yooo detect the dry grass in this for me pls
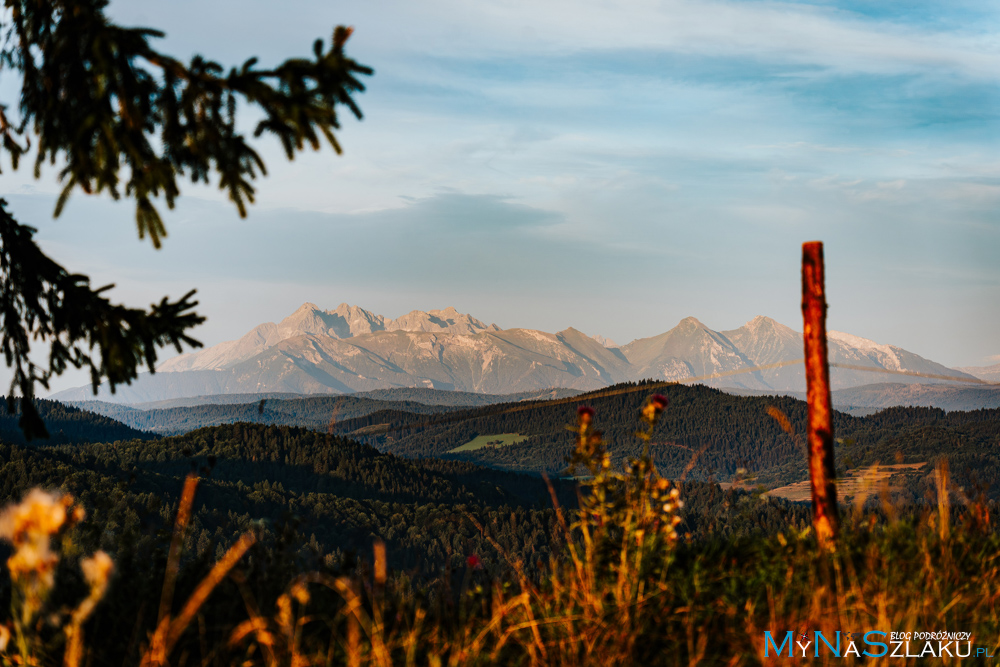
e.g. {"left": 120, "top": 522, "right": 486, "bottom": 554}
{"left": 765, "top": 462, "right": 927, "bottom": 503}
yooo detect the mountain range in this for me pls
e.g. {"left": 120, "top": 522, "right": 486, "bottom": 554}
{"left": 50, "top": 303, "right": 984, "bottom": 404}
{"left": 956, "top": 362, "right": 1000, "bottom": 383}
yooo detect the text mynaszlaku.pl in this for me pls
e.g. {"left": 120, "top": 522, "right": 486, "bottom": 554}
{"left": 764, "top": 630, "right": 995, "bottom": 659}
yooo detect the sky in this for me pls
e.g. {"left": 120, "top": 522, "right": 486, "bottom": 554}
{"left": 1, "top": 0, "right": 998, "bottom": 393}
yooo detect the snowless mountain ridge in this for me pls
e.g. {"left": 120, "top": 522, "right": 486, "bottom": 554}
{"left": 956, "top": 362, "right": 1000, "bottom": 383}
{"left": 53, "top": 303, "right": 981, "bottom": 404}
{"left": 159, "top": 303, "right": 501, "bottom": 372}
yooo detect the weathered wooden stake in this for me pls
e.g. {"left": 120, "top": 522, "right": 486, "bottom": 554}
{"left": 801, "top": 241, "right": 839, "bottom": 549}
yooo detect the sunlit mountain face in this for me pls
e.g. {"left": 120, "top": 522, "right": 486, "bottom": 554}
{"left": 51, "top": 304, "right": 976, "bottom": 404}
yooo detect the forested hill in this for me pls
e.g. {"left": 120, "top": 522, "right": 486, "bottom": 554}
{"left": 67, "top": 388, "right": 583, "bottom": 436}
{"left": 328, "top": 382, "right": 1000, "bottom": 497}
{"left": 0, "top": 422, "right": 568, "bottom": 574}
{"left": 0, "top": 397, "right": 155, "bottom": 444}
{"left": 0, "top": 420, "right": 809, "bottom": 581}
{"left": 332, "top": 382, "right": 837, "bottom": 478}
{"left": 350, "top": 387, "right": 582, "bottom": 406}
{"left": 68, "top": 395, "right": 470, "bottom": 435}
{"left": 43, "top": 381, "right": 1000, "bottom": 505}
{"left": 114, "top": 422, "right": 566, "bottom": 508}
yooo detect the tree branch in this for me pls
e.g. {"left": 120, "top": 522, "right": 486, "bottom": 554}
{"left": 0, "top": 200, "right": 204, "bottom": 438}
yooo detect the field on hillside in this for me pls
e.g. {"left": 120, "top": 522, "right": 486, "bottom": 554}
{"left": 763, "top": 462, "right": 927, "bottom": 502}
{"left": 449, "top": 432, "right": 528, "bottom": 452}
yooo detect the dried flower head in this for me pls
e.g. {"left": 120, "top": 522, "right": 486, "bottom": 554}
{"left": 290, "top": 581, "right": 310, "bottom": 606}
{"left": 642, "top": 394, "right": 670, "bottom": 423}
{"left": 0, "top": 490, "right": 76, "bottom": 595}
{"left": 81, "top": 551, "right": 114, "bottom": 591}
{"left": 466, "top": 554, "right": 482, "bottom": 569}
{"left": 0, "top": 489, "right": 71, "bottom": 544}
{"left": 577, "top": 406, "right": 595, "bottom": 426}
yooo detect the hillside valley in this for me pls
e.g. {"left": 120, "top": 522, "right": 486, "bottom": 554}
{"left": 0, "top": 390, "right": 839, "bottom": 578}
{"left": 15, "top": 382, "right": 1000, "bottom": 535}
{"left": 69, "top": 387, "right": 583, "bottom": 435}
{"left": 323, "top": 382, "right": 1000, "bottom": 496}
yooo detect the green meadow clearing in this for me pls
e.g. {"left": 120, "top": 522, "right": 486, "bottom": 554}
{"left": 449, "top": 432, "right": 528, "bottom": 452}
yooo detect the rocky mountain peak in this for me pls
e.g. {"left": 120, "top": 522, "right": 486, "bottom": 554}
{"left": 329, "top": 303, "right": 386, "bottom": 336}
{"left": 385, "top": 307, "right": 500, "bottom": 335}
{"left": 140, "top": 306, "right": 979, "bottom": 402}
{"left": 676, "top": 316, "right": 706, "bottom": 331}
{"left": 828, "top": 330, "right": 883, "bottom": 352}
{"left": 746, "top": 315, "right": 775, "bottom": 330}
{"left": 591, "top": 334, "right": 620, "bottom": 348}
{"left": 731, "top": 315, "right": 798, "bottom": 341}
{"left": 277, "top": 303, "right": 335, "bottom": 336}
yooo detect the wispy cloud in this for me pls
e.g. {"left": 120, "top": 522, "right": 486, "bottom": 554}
{"left": 368, "top": 0, "right": 1000, "bottom": 79}
{"left": 14, "top": 0, "right": 992, "bottom": 377}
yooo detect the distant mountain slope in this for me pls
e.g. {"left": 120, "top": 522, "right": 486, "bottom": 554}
{"left": 50, "top": 370, "right": 237, "bottom": 403}
{"left": 830, "top": 383, "right": 1000, "bottom": 412}
{"left": 721, "top": 316, "right": 803, "bottom": 390}
{"left": 68, "top": 388, "right": 583, "bottom": 435}
{"left": 350, "top": 387, "right": 582, "bottom": 406}
{"left": 50, "top": 303, "right": 978, "bottom": 403}
{"left": 126, "top": 393, "right": 307, "bottom": 409}
{"left": 115, "top": 388, "right": 581, "bottom": 411}
{"left": 0, "top": 398, "right": 154, "bottom": 444}
{"left": 623, "top": 317, "right": 765, "bottom": 389}
{"left": 722, "top": 382, "right": 1000, "bottom": 414}
{"left": 721, "top": 316, "right": 976, "bottom": 391}
{"left": 69, "top": 396, "right": 465, "bottom": 435}
{"left": 330, "top": 381, "right": 1000, "bottom": 495}
{"left": 956, "top": 362, "right": 1000, "bottom": 383}
{"left": 157, "top": 303, "right": 500, "bottom": 372}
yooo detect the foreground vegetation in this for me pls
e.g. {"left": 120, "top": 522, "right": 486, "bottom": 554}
{"left": 0, "top": 394, "right": 998, "bottom": 665}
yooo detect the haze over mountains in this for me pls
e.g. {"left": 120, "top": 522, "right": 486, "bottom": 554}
{"left": 956, "top": 362, "right": 1000, "bottom": 383}
{"left": 51, "top": 303, "right": 982, "bottom": 404}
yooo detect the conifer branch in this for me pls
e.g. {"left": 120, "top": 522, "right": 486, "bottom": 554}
{"left": 0, "top": 200, "right": 204, "bottom": 439}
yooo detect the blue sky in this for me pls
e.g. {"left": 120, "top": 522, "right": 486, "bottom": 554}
{"left": 2, "top": 0, "right": 998, "bottom": 392}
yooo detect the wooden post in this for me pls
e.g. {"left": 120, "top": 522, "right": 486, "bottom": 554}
{"left": 801, "top": 241, "right": 838, "bottom": 549}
